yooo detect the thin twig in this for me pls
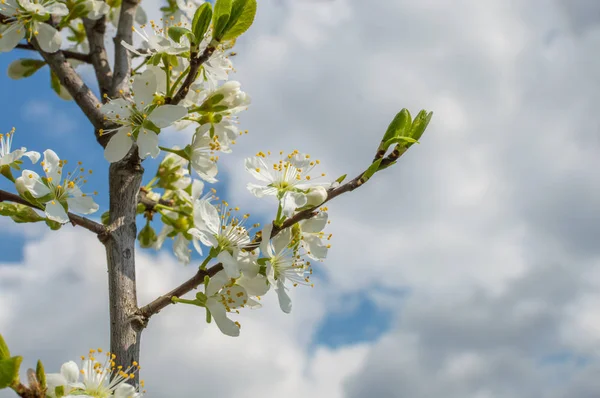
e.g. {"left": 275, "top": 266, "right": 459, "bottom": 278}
{"left": 0, "top": 189, "right": 108, "bottom": 236}
{"left": 15, "top": 43, "right": 91, "bottom": 63}
{"left": 168, "top": 45, "right": 215, "bottom": 105}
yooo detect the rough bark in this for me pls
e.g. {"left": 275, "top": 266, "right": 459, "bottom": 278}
{"left": 105, "top": 152, "right": 144, "bottom": 377}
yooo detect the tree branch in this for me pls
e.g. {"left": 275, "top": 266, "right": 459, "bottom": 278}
{"left": 137, "top": 164, "right": 378, "bottom": 321}
{"left": 111, "top": 0, "right": 140, "bottom": 97}
{"left": 83, "top": 16, "right": 113, "bottom": 100}
{"left": 0, "top": 189, "right": 108, "bottom": 236}
{"left": 15, "top": 43, "right": 91, "bottom": 63}
{"left": 35, "top": 43, "right": 106, "bottom": 131}
{"left": 168, "top": 45, "right": 215, "bottom": 105}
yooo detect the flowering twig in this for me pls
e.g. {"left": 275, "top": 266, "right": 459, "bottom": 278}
{"left": 137, "top": 163, "right": 381, "bottom": 321}
{"left": 0, "top": 189, "right": 107, "bottom": 236}
{"left": 168, "top": 45, "right": 215, "bottom": 105}
{"left": 15, "top": 43, "right": 92, "bottom": 63}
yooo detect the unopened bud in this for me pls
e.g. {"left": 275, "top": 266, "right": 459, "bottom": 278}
{"left": 305, "top": 186, "right": 327, "bottom": 207}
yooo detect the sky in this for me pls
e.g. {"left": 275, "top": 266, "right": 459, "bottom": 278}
{"left": 2, "top": 0, "right": 600, "bottom": 397}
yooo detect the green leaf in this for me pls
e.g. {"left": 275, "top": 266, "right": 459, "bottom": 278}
{"left": 101, "top": 211, "right": 110, "bottom": 225}
{"left": 0, "top": 203, "right": 44, "bottom": 224}
{"left": 55, "top": 385, "right": 65, "bottom": 398}
{"left": 335, "top": 174, "right": 347, "bottom": 184}
{"left": 137, "top": 223, "right": 157, "bottom": 248}
{"left": 0, "top": 356, "right": 22, "bottom": 389}
{"left": 192, "top": 2, "right": 213, "bottom": 44}
{"left": 382, "top": 109, "right": 412, "bottom": 143}
{"left": 212, "top": 0, "right": 233, "bottom": 41}
{"left": 409, "top": 110, "right": 433, "bottom": 141}
{"left": 36, "top": 360, "right": 46, "bottom": 390}
{"left": 168, "top": 26, "right": 194, "bottom": 44}
{"left": 221, "top": 0, "right": 257, "bottom": 41}
{"left": 45, "top": 218, "right": 62, "bottom": 231}
{"left": 361, "top": 159, "right": 383, "bottom": 183}
{"left": 0, "top": 335, "right": 9, "bottom": 360}
{"left": 7, "top": 59, "right": 46, "bottom": 80}
{"left": 50, "top": 70, "right": 73, "bottom": 101}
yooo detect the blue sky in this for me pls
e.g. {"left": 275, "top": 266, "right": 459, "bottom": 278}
{"left": 4, "top": 1, "right": 600, "bottom": 397}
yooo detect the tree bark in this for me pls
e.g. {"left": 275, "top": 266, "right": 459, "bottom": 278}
{"left": 105, "top": 152, "right": 144, "bottom": 379}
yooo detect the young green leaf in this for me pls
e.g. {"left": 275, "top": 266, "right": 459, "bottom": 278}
{"left": 221, "top": 0, "right": 257, "bottom": 41}
{"left": 7, "top": 59, "right": 46, "bottom": 80}
{"left": 168, "top": 26, "right": 194, "bottom": 44}
{"left": 409, "top": 110, "right": 433, "bottom": 141}
{"left": 0, "top": 335, "right": 9, "bottom": 360}
{"left": 192, "top": 2, "right": 213, "bottom": 44}
{"left": 0, "top": 356, "right": 22, "bottom": 389}
{"left": 212, "top": 0, "right": 233, "bottom": 41}
{"left": 50, "top": 71, "right": 73, "bottom": 101}
{"left": 36, "top": 360, "right": 46, "bottom": 390}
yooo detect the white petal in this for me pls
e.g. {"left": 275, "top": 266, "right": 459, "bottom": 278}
{"left": 188, "top": 226, "right": 218, "bottom": 248}
{"left": 206, "top": 298, "right": 240, "bottom": 337}
{"left": 67, "top": 195, "right": 98, "bottom": 215}
{"left": 303, "top": 234, "right": 328, "bottom": 260}
{"left": 206, "top": 270, "right": 228, "bottom": 296}
{"left": 23, "top": 150, "right": 40, "bottom": 164}
{"left": 0, "top": 24, "right": 24, "bottom": 53}
{"left": 101, "top": 98, "right": 131, "bottom": 116}
{"left": 281, "top": 191, "right": 307, "bottom": 217}
{"left": 301, "top": 211, "right": 328, "bottom": 233}
{"left": 134, "top": 5, "right": 147, "bottom": 24}
{"left": 60, "top": 361, "right": 79, "bottom": 384}
{"left": 272, "top": 227, "right": 291, "bottom": 255}
{"left": 238, "top": 275, "right": 270, "bottom": 297}
{"left": 195, "top": 199, "right": 220, "bottom": 235}
{"left": 154, "top": 225, "right": 174, "bottom": 250}
{"left": 42, "top": 149, "right": 62, "bottom": 182}
{"left": 44, "top": 2, "right": 69, "bottom": 15}
{"left": 35, "top": 22, "right": 62, "bottom": 53}
{"left": 275, "top": 279, "right": 292, "bottom": 314}
{"left": 217, "top": 250, "right": 240, "bottom": 279}
{"left": 45, "top": 373, "right": 68, "bottom": 393}
{"left": 147, "top": 105, "right": 188, "bottom": 128}
{"left": 45, "top": 200, "right": 69, "bottom": 223}
{"left": 104, "top": 128, "right": 133, "bottom": 163}
{"left": 136, "top": 130, "right": 160, "bottom": 159}
{"left": 113, "top": 383, "right": 136, "bottom": 398}
{"left": 191, "top": 179, "right": 204, "bottom": 201}
{"left": 173, "top": 234, "right": 190, "bottom": 264}
{"left": 21, "top": 169, "right": 50, "bottom": 197}
{"left": 247, "top": 182, "right": 276, "bottom": 198}
{"left": 244, "top": 157, "right": 274, "bottom": 183}
{"left": 260, "top": 223, "right": 274, "bottom": 257}
{"left": 85, "top": 0, "right": 109, "bottom": 19}
{"left": 133, "top": 69, "right": 157, "bottom": 109}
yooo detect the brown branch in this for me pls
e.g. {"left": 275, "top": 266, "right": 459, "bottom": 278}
{"left": 15, "top": 43, "right": 91, "bottom": 63}
{"left": 34, "top": 42, "right": 106, "bottom": 131}
{"left": 137, "top": 187, "right": 174, "bottom": 211}
{"left": 168, "top": 45, "right": 215, "bottom": 105}
{"left": 137, "top": 165, "right": 376, "bottom": 321}
{"left": 0, "top": 189, "right": 108, "bottom": 236}
{"left": 83, "top": 16, "right": 113, "bottom": 100}
{"left": 111, "top": 0, "right": 140, "bottom": 97}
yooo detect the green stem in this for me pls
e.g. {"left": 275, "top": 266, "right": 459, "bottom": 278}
{"left": 170, "top": 65, "right": 191, "bottom": 97}
{"left": 132, "top": 58, "right": 149, "bottom": 75}
{"left": 171, "top": 297, "right": 198, "bottom": 305}
{"left": 199, "top": 254, "right": 213, "bottom": 270}
{"left": 165, "top": 61, "right": 172, "bottom": 97}
{"left": 274, "top": 203, "right": 283, "bottom": 227}
{"left": 144, "top": 176, "right": 158, "bottom": 190}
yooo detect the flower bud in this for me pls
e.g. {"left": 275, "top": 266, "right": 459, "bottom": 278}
{"left": 305, "top": 186, "right": 327, "bottom": 207}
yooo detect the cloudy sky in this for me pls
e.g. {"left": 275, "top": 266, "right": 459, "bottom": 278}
{"left": 2, "top": 0, "right": 600, "bottom": 397}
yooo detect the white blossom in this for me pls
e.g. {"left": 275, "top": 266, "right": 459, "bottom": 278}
{"left": 0, "top": 127, "right": 39, "bottom": 167}
{"left": 19, "top": 150, "right": 98, "bottom": 223}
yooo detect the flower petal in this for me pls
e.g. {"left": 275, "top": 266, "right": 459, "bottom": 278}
{"left": 136, "top": 130, "right": 160, "bottom": 159}
{"left": 260, "top": 223, "right": 274, "bottom": 257}
{"left": 303, "top": 234, "right": 328, "bottom": 261}
{"left": 35, "top": 22, "right": 62, "bottom": 53}
{"left": 154, "top": 225, "right": 174, "bottom": 250}
{"left": 42, "top": 149, "right": 62, "bottom": 182}
{"left": 67, "top": 195, "right": 99, "bottom": 215}
{"left": 104, "top": 128, "right": 133, "bottom": 163}
{"left": 281, "top": 191, "right": 306, "bottom": 217}
{"left": 60, "top": 361, "right": 79, "bottom": 384}
{"left": 217, "top": 250, "right": 241, "bottom": 279}
{"left": 173, "top": 234, "right": 191, "bottom": 264}
{"left": 147, "top": 105, "right": 188, "bottom": 128}
{"left": 206, "top": 270, "right": 228, "bottom": 296}
{"left": 0, "top": 23, "right": 24, "bottom": 53}
{"left": 133, "top": 69, "right": 157, "bottom": 109}
{"left": 21, "top": 169, "right": 51, "bottom": 197}
{"left": 23, "top": 150, "right": 40, "bottom": 164}
{"left": 206, "top": 298, "right": 240, "bottom": 337}
{"left": 45, "top": 200, "right": 69, "bottom": 223}
{"left": 301, "top": 211, "right": 328, "bottom": 233}
{"left": 275, "top": 279, "right": 292, "bottom": 314}
{"left": 272, "top": 226, "right": 291, "bottom": 255}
